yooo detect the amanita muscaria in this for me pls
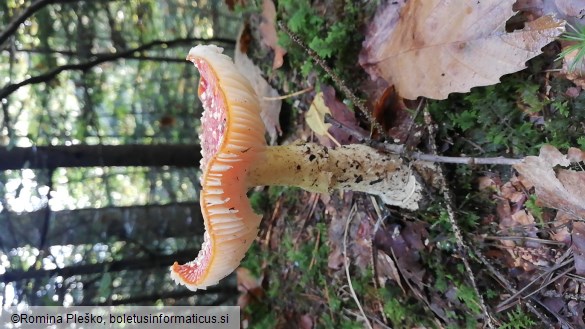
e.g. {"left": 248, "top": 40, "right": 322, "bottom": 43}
{"left": 171, "top": 45, "right": 424, "bottom": 290}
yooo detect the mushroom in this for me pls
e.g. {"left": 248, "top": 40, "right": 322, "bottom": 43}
{"left": 171, "top": 45, "right": 424, "bottom": 291}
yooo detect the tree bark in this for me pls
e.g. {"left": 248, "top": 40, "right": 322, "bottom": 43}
{"left": 0, "top": 144, "right": 201, "bottom": 170}
{"left": 0, "top": 202, "right": 204, "bottom": 250}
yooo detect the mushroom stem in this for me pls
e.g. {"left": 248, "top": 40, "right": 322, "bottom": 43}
{"left": 247, "top": 141, "right": 423, "bottom": 210}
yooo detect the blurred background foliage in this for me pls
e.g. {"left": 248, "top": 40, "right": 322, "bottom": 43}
{"left": 0, "top": 0, "right": 240, "bottom": 306}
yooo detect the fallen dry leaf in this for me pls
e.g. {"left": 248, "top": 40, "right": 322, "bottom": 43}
{"left": 236, "top": 267, "right": 264, "bottom": 309}
{"left": 478, "top": 175, "right": 500, "bottom": 192}
{"left": 370, "top": 84, "right": 422, "bottom": 145}
{"left": 376, "top": 251, "right": 404, "bottom": 293}
{"left": 327, "top": 247, "right": 344, "bottom": 270}
{"left": 555, "top": 0, "right": 585, "bottom": 18}
{"left": 259, "top": 0, "right": 287, "bottom": 69}
{"left": 572, "top": 222, "right": 585, "bottom": 274}
{"left": 565, "top": 86, "right": 582, "bottom": 98}
{"left": 550, "top": 210, "right": 573, "bottom": 243}
{"left": 326, "top": 192, "right": 354, "bottom": 271}
{"left": 560, "top": 44, "right": 585, "bottom": 88}
{"left": 514, "top": 0, "right": 585, "bottom": 21}
{"left": 513, "top": 0, "right": 585, "bottom": 88}
{"left": 514, "top": 145, "right": 585, "bottom": 273}
{"left": 374, "top": 222, "right": 427, "bottom": 295}
{"left": 299, "top": 314, "right": 314, "bottom": 329}
{"left": 514, "top": 145, "right": 585, "bottom": 219}
{"left": 353, "top": 217, "right": 373, "bottom": 269}
{"left": 513, "top": 0, "right": 543, "bottom": 18}
{"left": 568, "top": 146, "right": 585, "bottom": 162}
{"left": 235, "top": 27, "right": 282, "bottom": 144}
{"left": 360, "top": 0, "right": 565, "bottom": 99}
{"left": 305, "top": 92, "right": 341, "bottom": 147}
{"left": 500, "top": 180, "right": 525, "bottom": 204}
{"left": 321, "top": 86, "right": 369, "bottom": 145}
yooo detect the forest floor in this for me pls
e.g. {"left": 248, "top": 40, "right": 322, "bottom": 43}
{"left": 232, "top": 1, "right": 585, "bottom": 328}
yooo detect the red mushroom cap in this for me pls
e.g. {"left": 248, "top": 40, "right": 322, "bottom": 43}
{"left": 171, "top": 45, "right": 266, "bottom": 290}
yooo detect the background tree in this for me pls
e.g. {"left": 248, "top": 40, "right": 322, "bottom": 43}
{"left": 0, "top": 0, "right": 240, "bottom": 306}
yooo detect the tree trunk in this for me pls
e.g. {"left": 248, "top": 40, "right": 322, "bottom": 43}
{"left": 0, "top": 202, "right": 204, "bottom": 250}
{"left": 1, "top": 248, "right": 201, "bottom": 283}
{"left": 81, "top": 286, "right": 236, "bottom": 306}
{"left": 0, "top": 144, "right": 201, "bottom": 170}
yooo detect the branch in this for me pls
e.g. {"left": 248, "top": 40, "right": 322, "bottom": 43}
{"left": 390, "top": 146, "right": 523, "bottom": 166}
{"left": 0, "top": 0, "right": 81, "bottom": 47}
{"left": 0, "top": 37, "right": 235, "bottom": 100}
{"left": 18, "top": 48, "right": 193, "bottom": 63}
{"left": 324, "top": 115, "right": 523, "bottom": 166}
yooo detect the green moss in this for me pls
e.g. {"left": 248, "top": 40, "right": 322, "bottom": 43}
{"left": 249, "top": 190, "right": 269, "bottom": 214}
{"left": 266, "top": 185, "right": 300, "bottom": 204}
{"left": 277, "top": 0, "right": 369, "bottom": 88}
{"left": 429, "top": 70, "right": 585, "bottom": 158}
{"left": 524, "top": 194, "right": 544, "bottom": 224}
{"left": 499, "top": 306, "right": 537, "bottom": 329}
{"left": 240, "top": 210, "right": 381, "bottom": 328}
{"left": 378, "top": 286, "right": 435, "bottom": 327}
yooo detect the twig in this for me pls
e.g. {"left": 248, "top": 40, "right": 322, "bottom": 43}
{"left": 343, "top": 204, "right": 374, "bottom": 329}
{"left": 0, "top": 0, "right": 147, "bottom": 49}
{"left": 370, "top": 195, "right": 386, "bottom": 236}
{"left": 278, "top": 21, "right": 386, "bottom": 138}
{"left": 263, "top": 86, "right": 313, "bottom": 100}
{"left": 423, "top": 107, "right": 495, "bottom": 328}
{"left": 324, "top": 114, "right": 523, "bottom": 165}
{"left": 344, "top": 309, "right": 392, "bottom": 329}
{"left": 293, "top": 193, "right": 319, "bottom": 247}
{"left": 323, "top": 284, "right": 336, "bottom": 323}
{"left": 17, "top": 44, "right": 236, "bottom": 60}
{"left": 542, "top": 289, "right": 585, "bottom": 301}
{"left": 381, "top": 143, "right": 523, "bottom": 165}
{"left": 472, "top": 246, "right": 555, "bottom": 327}
{"left": 370, "top": 248, "right": 389, "bottom": 324}
{"left": 412, "top": 151, "right": 522, "bottom": 165}
{"left": 324, "top": 114, "right": 367, "bottom": 142}
{"left": 402, "top": 98, "right": 425, "bottom": 148}
{"left": 308, "top": 226, "right": 321, "bottom": 270}
{"left": 496, "top": 251, "right": 573, "bottom": 311}
{"left": 0, "top": 0, "right": 79, "bottom": 48}
{"left": 263, "top": 193, "right": 285, "bottom": 250}
{"left": 390, "top": 247, "right": 439, "bottom": 319}
{"left": 368, "top": 196, "right": 390, "bottom": 324}
{"left": 524, "top": 265, "right": 575, "bottom": 300}
{"left": 483, "top": 236, "right": 565, "bottom": 245}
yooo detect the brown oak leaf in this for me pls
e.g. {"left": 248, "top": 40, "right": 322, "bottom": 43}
{"left": 360, "top": 0, "right": 565, "bottom": 99}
